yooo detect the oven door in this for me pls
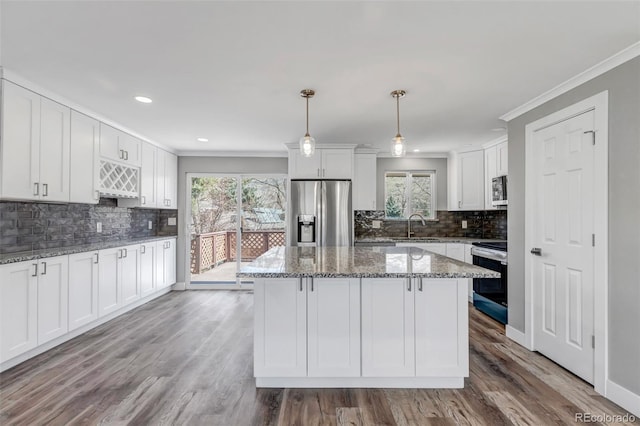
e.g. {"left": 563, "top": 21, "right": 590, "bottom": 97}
{"left": 472, "top": 254, "right": 508, "bottom": 324}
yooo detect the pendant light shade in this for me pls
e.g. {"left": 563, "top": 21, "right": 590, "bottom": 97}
{"left": 299, "top": 89, "right": 316, "bottom": 157}
{"left": 390, "top": 90, "right": 407, "bottom": 157}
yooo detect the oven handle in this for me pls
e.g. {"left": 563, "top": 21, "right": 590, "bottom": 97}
{"left": 471, "top": 247, "right": 508, "bottom": 264}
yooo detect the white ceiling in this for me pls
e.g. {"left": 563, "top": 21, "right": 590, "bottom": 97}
{"left": 1, "top": 1, "right": 639, "bottom": 155}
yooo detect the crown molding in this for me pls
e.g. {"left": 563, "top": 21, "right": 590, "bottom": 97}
{"left": 500, "top": 41, "right": 640, "bottom": 122}
{"left": 285, "top": 142, "right": 358, "bottom": 150}
{"left": 178, "top": 150, "right": 288, "bottom": 158}
{"left": 377, "top": 152, "right": 449, "bottom": 159}
{"left": 481, "top": 135, "right": 508, "bottom": 149}
{"left": 0, "top": 67, "right": 178, "bottom": 154}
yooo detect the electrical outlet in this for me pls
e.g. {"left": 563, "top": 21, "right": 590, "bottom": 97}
{"left": 168, "top": 217, "right": 177, "bottom": 226}
{"left": 96, "top": 222, "right": 102, "bottom": 233}
{"left": 148, "top": 220, "right": 153, "bottom": 230}
{"left": 461, "top": 220, "right": 468, "bottom": 229}
{"left": 372, "top": 220, "right": 382, "bottom": 229}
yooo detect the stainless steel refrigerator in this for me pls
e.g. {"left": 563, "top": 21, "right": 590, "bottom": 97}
{"left": 288, "top": 180, "right": 352, "bottom": 246}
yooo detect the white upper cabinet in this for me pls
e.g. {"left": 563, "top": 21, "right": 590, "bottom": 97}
{"left": 0, "top": 80, "right": 70, "bottom": 202}
{"left": 353, "top": 152, "right": 377, "bottom": 210}
{"left": 70, "top": 111, "right": 100, "bottom": 204}
{"left": 157, "top": 149, "right": 178, "bottom": 209}
{"left": 139, "top": 142, "right": 158, "bottom": 207}
{"left": 119, "top": 145, "right": 176, "bottom": 209}
{"left": 99, "top": 123, "right": 141, "bottom": 166}
{"left": 448, "top": 150, "right": 484, "bottom": 211}
{"left": 484, "top": 140, "right": 508, "bottom": 210}
{"left": 288, "top": 145, "right": 355, "bottom": 179}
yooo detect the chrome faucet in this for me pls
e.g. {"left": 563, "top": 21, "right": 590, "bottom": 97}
{"left": 407, "top": 213, "right": 427, "bottom": 238}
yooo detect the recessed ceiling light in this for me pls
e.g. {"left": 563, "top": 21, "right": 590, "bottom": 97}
{"left": 197, "top": 137, "right": 209, "bottom": 142}
{"left": 134, "top": 96, "right": 153, "bottom": 104}
{"left": 463, "top": 143, "right": 474, "bottom": 147}
{"left": 413, "top": 149, "right": 420, "bottom": 152}
{"left": 491, "top": 127, "right": 506, "bottom": 132}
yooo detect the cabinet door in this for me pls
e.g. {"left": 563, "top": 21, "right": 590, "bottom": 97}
{"left": 99, "top": 123, "right": 122, "bottom": 162}
{"left": 140, "top": 243, "right": 156, "bottom": 296}
{"left": 496, "top": 142, "right": 508, "bottom": 176}
{"left": 37, "top": 256, "right": 69, "bottom": 344}
{"left": 321, "top": 149, "right": 353, "bottom": 179}
{"left": 458, "top": 150, "right": 484, "bottom": 210}
{"left": 139, "top": 142, "right": 157, "bottom": 207}
{"left": 484, "top": 146, "right": 497, "bottom": 210}
{"left": 163, "top": 151, "right": 178, "bottom": 208}
{"left": 0, "top": 262, "right": 38, "bottom": 362}
{"left": 353, "top": 153, "right": 377, "bottom": 210}
{"left": 464, "top": 244, "right": 474, "bottom": 264}
{"left": 362, "top": 278, "right": 415, "bottom": 377}
{"left": 307, "top": 278, "right": 360, "bottom": 377}
{"left": 39, "top": 98, "right": 70, "bottom": 202}
{"left": 288, "top": 148, "right": 323, "bottom": 179}
{"left": 445, "top": 243, "right": 465, "bottom": 262}
{"left": 163, "top": 239, "right": 176, "bottom": 287}
{"left": 415, "top": 279, "right": 468, "bottom": 377}
{"left": 120, "top": 245, "right": 140, "bottom": 305}
{"left": 1, "top": 80, "right": 41, "bottom": 200}
{"left": 120, "top": 133, "right": 141, "bottom": 166}
{"left": 68, "top": 251, "right": 99, "bottom": 331}
{"left": 98, "top": 247, "right": 121, "bottom": 316}
{"left": 254, "top": 278, "right": 307, "bottom": 377}
{"left": 70, "top": 111, "right": 100, "bottom": 204}
{"left": 155, "top": 240, "right": 166, "bottom": 289}
{"left": 156, "top": 149, "right": 166, "bottom": 208}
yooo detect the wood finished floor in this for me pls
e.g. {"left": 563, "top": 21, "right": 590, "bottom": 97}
{"left": 0, "top": 291, "right": 636, "bottom": 426}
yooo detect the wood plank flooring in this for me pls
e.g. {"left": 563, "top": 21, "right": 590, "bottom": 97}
{"left": 0, "top": 291, "right": 636, "bottom": 425}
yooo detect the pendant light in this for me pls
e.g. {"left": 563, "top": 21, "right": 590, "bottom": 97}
{"left": 299, "top": 89, "right": 316, "bottom": 157}
{"left": 390, "top": 89, "right": 407, "bottom": 157}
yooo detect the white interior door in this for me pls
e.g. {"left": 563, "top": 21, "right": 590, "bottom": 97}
{"left": 532, "top": 110, "right": 595, "bottom": 383}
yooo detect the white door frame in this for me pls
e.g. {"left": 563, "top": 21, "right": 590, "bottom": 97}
{"left": 524, "top": 91, "right": 608, "bottom": 395}
{"left": 184, "top": 172, "right": 287, "bottom": 290}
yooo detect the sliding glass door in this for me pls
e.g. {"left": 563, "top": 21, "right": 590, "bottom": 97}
{"left": 187, "top": 173, "right": 286, "bottom": 289}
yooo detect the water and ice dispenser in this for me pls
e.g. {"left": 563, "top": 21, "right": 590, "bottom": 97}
{"left": 297, "top": 215, "right": 316, "bottom": 244}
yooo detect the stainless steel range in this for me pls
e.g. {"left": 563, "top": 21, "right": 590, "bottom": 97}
{"left": 471, "top": 241, "right": 508, "bottom": 324}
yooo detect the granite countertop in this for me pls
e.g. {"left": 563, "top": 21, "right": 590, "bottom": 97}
{"left": 0, "top": 235, "right": 178, "bottom": 265}
{"left": 237, "top": 246, "right": 500, "bottom": 279}
{"left": 355, "top": 237, "right": 506, "bottom": 244}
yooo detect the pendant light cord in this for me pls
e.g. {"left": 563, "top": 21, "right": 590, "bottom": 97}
{"left": 306, "top": 96, "right": 310, "bottom": 136}
{"left": 396, "top": 94, "right": 401, "bottom": 137}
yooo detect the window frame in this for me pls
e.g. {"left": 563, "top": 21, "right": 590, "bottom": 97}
{"left": 383, "top": 170, "right": 437, "bottom": 220}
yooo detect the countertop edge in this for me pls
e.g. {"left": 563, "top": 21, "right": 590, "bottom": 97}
{"left": 237, "top": 272, "right": 499, "bottom": 279}
{"left": 0, "top": 235, "right": 178, "bottom": 265}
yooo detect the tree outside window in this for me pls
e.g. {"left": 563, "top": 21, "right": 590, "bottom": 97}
{"left": 384, "top": 171, "right": 435, "bottom": 219}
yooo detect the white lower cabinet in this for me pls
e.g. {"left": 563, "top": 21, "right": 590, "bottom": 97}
{"left": 254, "top": 277, "right": 307, "bottom": 377}
{"left": 155, "top": 238, "right": 176, "bottom": 289}
{"left": 0, "top": 262, "right": 38, "bottom": 363}
{"left": 140, "top": 243, "right": 156, "bottom": 297}
{"left": 307, "top": 278, "right": 360, "bottom": 377}
{"left": 36, "top": 256, "right": 69, "bottom": 345}
{"left": 68, "top": 251, "right": 99, "bottom": 331}
{"left": 396, "top": 242, "right": 446, "bottom": 256}
{"left": 98, "top": 247, "right": 121, "bottom": 317}
{"left": 415, "top": 279, "right": 468, "bottom": 377}
{"left": 120, "top": 245, "right": 141, "bottom": 305}
{"left": 361, "top": 278, "right": 415, "bottom": 377}
{"left": 445, "top": 243, "right": 465, "bottom": 262}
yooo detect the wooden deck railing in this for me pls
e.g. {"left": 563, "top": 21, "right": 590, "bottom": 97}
{"left": 190, "top": 230, "right": 285, "bottom": 274}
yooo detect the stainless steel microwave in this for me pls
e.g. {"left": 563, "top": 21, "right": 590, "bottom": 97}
{"left": 492, "top": 175, "right": 508, "bottom": 206}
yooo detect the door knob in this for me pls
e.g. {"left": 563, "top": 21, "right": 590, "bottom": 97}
{"left": 530, "top": 248, "right": 542, "bottom": 256}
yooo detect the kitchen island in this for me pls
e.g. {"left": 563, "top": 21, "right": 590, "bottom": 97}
{"left": 237, "top": 246, "right": 499, "bottom": 389}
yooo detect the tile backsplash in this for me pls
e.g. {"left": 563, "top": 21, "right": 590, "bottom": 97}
{"left": 0, "top": 198, "right": 178, "bottom": 254}
{"left": 355, "top": 210, "right": 507, "bottom": 240}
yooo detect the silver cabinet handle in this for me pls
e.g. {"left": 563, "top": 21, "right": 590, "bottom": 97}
{"left": 418, "top": 278, "right": 423, "bottom": 292}
{"left": 94, "top": 253, "right": 99, "bottom": 264}
{"left": 123, "top": 248, "right": 128, "bottom": 258}
{"left": 323, "top": 168, "right": 325, "bottom": 177}
{"left": 407, "top": 278, "right": 411, "bottom": 292}
{"left": 41, "top": 262, "right": 47, "bottom": 275}
{"left": 118, "top": 249, "right": 123, "bottom": 258}
{"left": 32, "top": 263, "right": 38, "bottom": 277}
{"left": 531, "top": 248, "right": 542, "bottom": 256}
{"left": 458, "top": 201, "right": 462, "bottom": 208}
{"left": 33, "top": 183, "right": 39, "bottom": 196}
{"left": 310, "top": 278, "right": 314, "bottom": 292}
{"left": 42, "top": 184, "right": 48, "bottom": 197}
{"left": 317, "top": 168, "right": 320, "bottom": 177}
{"left": 119, "top": 149, "right": 124, "bottom": 159}
{"left": 299, "top": 278, "right": 303, "bottom": 292}
{"left": 124, "top": 151, "right": 129, "bottom": 160}
{"left": 141, "top": 195, "right": 146, "bottom": 205}
{"left": 95, "top": 190, "right": 100, "bottom": 200}
{"left": 141, "top": 245, "right": 146, "bottom": 254}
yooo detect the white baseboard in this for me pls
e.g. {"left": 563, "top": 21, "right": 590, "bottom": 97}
{"left": 172, "top": 281, "right": 186, "bottom": 291}
{"left": 506, "top": 325, "right": 533, "bottom": 350}
{"left": 256, "top": 376, "right": 464, "bottom": 389}
{"left": 606, "top": 380, "right": 640, "bottom": 417}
